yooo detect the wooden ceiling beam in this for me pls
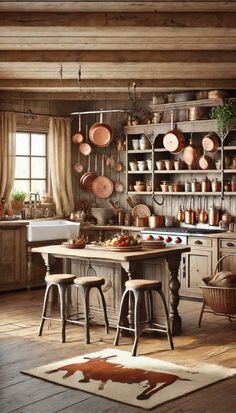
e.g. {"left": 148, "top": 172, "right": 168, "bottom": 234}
{"left": 1, "top": 26, "right": 236, "bottom": 37}
{"left": 1, "top": 50, "right": 236, "bottom": 63}
{"left": 1, "top": 79, "right": 236, "bottom": 89}
{"left": 0, "top": 38, "right": 236, "bottom": 51}
{"left": 0, "top": 2, "right": 236, "bottom": 13}
{"left": 0, "top": 12, "right": 236, "bottom": 28}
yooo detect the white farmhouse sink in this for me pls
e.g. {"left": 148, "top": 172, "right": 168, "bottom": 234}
{"left": 27, "top": 219, "right": 80, "bottom": 242}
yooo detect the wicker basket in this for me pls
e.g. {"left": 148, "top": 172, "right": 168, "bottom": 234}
{"left": 200, "top": 254, "right": 236, "bottom": 316}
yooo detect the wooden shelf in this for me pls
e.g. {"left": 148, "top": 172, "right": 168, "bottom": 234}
{"left": 124, "top": 119, "right": 218, "bottom": 135}
{"left": 128, "top": 170, "right": 152, "bottom": 174}
{"left": 149, "top": 98, "right": 224, "bottom": 112}
{"left": 127, "top": 149, "right": 152, "bottom": 154}
{"left": 154, "top": 169, "right": 221, "bottom": 174}
{"left": 154, "top": 191, "right": 222, "bottom": 196}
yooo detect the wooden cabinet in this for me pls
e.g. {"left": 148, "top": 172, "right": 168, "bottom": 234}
{"left": 218, "top": 237, "right": 236, "bottom": 273}
{"left": 180, "top": 236, "right": 217, "bottom": 299}
{"left": 0, "top": 224, "right": 27, "bottom": 292}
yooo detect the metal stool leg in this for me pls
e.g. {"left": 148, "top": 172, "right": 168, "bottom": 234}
{"left": 97, "top": 285, "right": 109, "bottom": 334}
{"left": 198, "top": 300, "right": 206, "bottom": 328}
{"left": 146, "top": 290, "right": 153, "bottom": 323}
{"left": 38, "top": 282, "right": 52, "bottom": 336}
{"left": 58, "top": 283, "right": 66, "bottom": 343}
{"left": 114, "top": 289, "right": 129, "bottom": 346}
{"left": 156, "top": 287, "right": 174, "bottom": 350}
{"left": 132, "top": 289, "right": 142, "bottom": 356}
{"left": 81, "top": 285, "right": 90, "bottom": 344}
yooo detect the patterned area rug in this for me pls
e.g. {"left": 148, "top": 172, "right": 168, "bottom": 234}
{"left": 22, "top": 348, "right": 236, "bottom": 410}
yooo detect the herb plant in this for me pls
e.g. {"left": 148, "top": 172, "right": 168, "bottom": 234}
{"left": 210, "top": 102, "right": 236, "bottom": 134}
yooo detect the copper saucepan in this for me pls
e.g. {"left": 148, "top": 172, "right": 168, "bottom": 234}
{"left": 89, "top": 112, "right": 113, "bottom": 147}
{"left": 72, "top": 114, "right": 84, "bottom": 144}
{"left": 79, "top": 124, "right": 92, "bottom": 156}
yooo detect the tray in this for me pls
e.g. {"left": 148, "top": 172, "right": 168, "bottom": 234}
{"left": 86, "top": 244, "right": 143, "bottom": 252}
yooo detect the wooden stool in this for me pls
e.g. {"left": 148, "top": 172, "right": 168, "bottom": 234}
{"left": 38, "top": 273, "right": 76, "bottom": 343}
{"left": 66, "top": 276, "right": 109, "bottom": 344}
{"left": 114, "top": 279, "right": 174, "bottom": 356}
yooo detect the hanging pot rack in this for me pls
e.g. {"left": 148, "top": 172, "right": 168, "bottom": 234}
{"left": 70, "top": 109, "right": 128, "bottom": 116}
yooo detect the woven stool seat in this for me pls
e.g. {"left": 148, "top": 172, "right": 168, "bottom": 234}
{"left": 45, "top": 273, "right": 76, "bottom": 284}
{"left": 74, "top": 276, "right": 105, "bottom": 287}
{"left": 125, "top": 279, "right": 162, "bottom": 290}
{"left": 114, "top": 278, "right": 174, "bottom": 356}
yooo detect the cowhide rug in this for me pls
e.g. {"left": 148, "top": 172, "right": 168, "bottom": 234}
{"left": 22, "top": 348, "right": 236, "bottom": 409}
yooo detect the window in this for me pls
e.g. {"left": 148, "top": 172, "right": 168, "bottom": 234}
{"left": 14, "top": 132, "right": 47, "bottom": 194}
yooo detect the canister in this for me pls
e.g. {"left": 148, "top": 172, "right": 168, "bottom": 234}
{"left": 184, "top": 181, "right": 191, "bottom": 192}
{"left": 201, "top": 177, "right": 211, "bottom": 192}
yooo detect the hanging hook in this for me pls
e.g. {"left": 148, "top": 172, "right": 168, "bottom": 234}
{"left": 59, "top": 64, "right": 63, "bottom": 81}
{"left": 152, "top": 194, "right": 165, "bottom": 206}
{"left": 78, "top": 65, "right": 82, "bottom": 82}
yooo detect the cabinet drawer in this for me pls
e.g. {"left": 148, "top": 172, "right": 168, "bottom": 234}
{"left": 220, "top": 239, "right": 236, "bottom": 250}
{"left": 188, "top": 237, "right": 212, "bottom": 248}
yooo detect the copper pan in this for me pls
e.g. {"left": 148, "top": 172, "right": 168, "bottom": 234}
{"left": 80, "top": 155, "right": 96, "bottom": 192}
{"left": 73, "top": 149, "right": 84, "bottom": 174}
{"left": 199, "top": 151, "right": 213, "bottom": 170}
{"left": 163, "top": 112, "right": 185, "bottom": 153}
{"left": 183, "top": 137, "right": 200, "bottom": 169}
{"left": 202, "top": 132, "right": 220, "bottom": 153}
{"left": 92, "top": 153, "right": 114, "bottom": 199}
{"left": 79, "top": 124, "right": 92, "bottom": 156}
{"left": 89, "top": 112, "right": 113, "bottom": 147}
{"left": 72, "top": 114, "right": 84, "bottom": 144}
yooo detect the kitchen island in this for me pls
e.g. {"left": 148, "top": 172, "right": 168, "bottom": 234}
{"left": 32, "top": 244, "right": 190, "bottom": 335}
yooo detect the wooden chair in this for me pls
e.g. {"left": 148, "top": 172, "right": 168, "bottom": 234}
{"left": 114, "top": 279, "right": 174, "bottom": 356}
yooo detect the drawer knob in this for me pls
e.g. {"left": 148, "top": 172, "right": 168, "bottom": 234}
{"left": 194, "top": 240, "right": 202, "bottom": 245}
{"left": 226, "top": 242, "right": 235, "bottom": 247}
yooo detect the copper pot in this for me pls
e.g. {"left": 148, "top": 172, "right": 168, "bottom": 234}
{"left": 163, "top": 128, "right": 185, "bottom": 154}
{"left": 202, "top": 132, "right": 220, "bottom": 153}
{"left": 188, "top": 107, "right": 209, "bottom": 121}
{"left": 183, "top": 138, "right": 200, "bottom": 169}
{"left": 148, "top": 215, "right": 164, "bottom": 228}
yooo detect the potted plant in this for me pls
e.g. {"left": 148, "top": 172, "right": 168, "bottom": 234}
{"left": 10, "top": 189, "right": 27, "bottom": 212}
{"left": 210, "top": 102, "right": 236, "bottom": 134}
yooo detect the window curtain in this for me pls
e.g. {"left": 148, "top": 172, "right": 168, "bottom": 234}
{"left": 48, "top": 116, "right": 74, "bottom": 216}
{"left": 0, "top": 112, "right": 16, "bottom": 200}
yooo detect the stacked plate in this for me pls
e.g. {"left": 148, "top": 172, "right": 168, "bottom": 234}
{"left": 142, "top": 240, "right": 166, "bottom": 249}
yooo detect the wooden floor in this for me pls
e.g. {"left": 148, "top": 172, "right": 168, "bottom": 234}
{"left": 0, "top": 289, "right": 236, "bottom": 413}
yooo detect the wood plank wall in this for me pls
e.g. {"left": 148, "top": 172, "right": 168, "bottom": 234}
{"left": 1, "top": 98, "right": 236, "bottom": 220}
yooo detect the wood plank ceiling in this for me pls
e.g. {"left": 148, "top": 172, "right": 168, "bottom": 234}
{"left": 0, "top": 1, "right": 236, "bottom": 100}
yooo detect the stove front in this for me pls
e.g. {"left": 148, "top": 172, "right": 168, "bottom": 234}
{"left": 141, "top": 228, "right": 187, "bottom": 246}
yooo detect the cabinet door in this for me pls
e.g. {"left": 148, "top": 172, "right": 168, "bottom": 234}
{"left": 182, "top": 249, "right": 213, "bottom": 298}
{"left": 0, "top": 226, "right": 26, "bottom": 291}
